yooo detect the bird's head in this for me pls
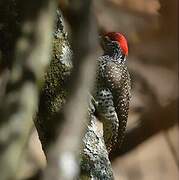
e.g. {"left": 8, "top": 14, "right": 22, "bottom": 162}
{"left": 100, "top": 32, "right": 128, "bottom": 58}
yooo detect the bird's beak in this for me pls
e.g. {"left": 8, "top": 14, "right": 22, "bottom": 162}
{"left": 99, "top": 35, "right": 104, "bottom": 47}
{"left": 99, "top": 35, "right": 102, "bottom": 42}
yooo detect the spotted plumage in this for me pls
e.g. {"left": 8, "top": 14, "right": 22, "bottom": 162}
{"left": 94, "top": 32, "right": 131, "bottom": 152}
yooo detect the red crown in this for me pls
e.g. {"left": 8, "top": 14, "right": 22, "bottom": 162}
{"left": 105, "top": 32, "right": 128, "bottom": 56}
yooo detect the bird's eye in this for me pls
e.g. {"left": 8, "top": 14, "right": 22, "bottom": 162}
{"left": 104, "top": 36, "right": 110, "bottom": 42}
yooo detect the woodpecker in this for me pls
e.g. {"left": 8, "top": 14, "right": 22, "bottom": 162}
{"left": 94, "top": 32, "right": 131, "bottom": 152}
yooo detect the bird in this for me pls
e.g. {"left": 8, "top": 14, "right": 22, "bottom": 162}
{"left": 93, "top": 32, "right": 131, "bottom": 152}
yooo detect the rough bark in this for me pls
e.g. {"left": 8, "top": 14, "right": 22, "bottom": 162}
{"left": 35, "top": 9, "right": 114, "bottom": 180}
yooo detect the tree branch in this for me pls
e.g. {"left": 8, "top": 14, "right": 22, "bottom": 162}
{"left": 43, "top": 1, "right": 99, "bottom": 180}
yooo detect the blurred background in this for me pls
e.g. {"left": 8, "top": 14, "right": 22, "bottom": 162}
{"left": 17, "top": 0, "right": 178, "bottom": 179}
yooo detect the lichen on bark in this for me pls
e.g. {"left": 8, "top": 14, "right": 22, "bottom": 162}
{"left": 35, "top": 10, "right": 114, "bottom": 180}
{"left": 35, "top": 15, "right": 73, "bottom": 151}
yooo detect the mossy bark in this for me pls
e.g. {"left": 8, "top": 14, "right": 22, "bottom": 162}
{"left": 35, "top": 11, "right": 114, "bottom": 179}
